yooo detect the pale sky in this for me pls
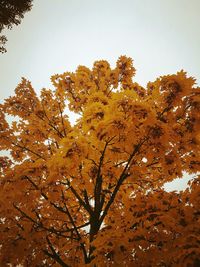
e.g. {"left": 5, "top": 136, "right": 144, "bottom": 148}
{"left": 0, "top": 0, "right": 199, "bottom": 190}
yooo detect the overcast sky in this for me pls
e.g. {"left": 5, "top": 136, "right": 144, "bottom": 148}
{"left": 0, "top": 0, "right": 199, "bottom": 190}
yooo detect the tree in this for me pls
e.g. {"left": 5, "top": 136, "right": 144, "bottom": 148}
{"left": 0, "top": 56, "right": 200, "bottom": 266}
{"left": 0, "top": 0, "right": 33, "bottom": 53}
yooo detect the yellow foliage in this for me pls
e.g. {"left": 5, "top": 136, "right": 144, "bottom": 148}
{"left": 0, "top": 56, "right": 200, "bottom": 266}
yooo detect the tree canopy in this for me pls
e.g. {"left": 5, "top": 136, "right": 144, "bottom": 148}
{"left": 0, "top": 56, "right": 200, "bottom": 266}
{"left": 0, "top": 0, "right": 33, "bottom": 53}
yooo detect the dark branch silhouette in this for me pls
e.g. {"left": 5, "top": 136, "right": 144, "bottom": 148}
{"left": 0, "top": 0, "right": 33, "bottom": 53}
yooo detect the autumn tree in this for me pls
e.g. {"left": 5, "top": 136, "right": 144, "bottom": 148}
{"left": 0, "top": 56, "right": 200, "bottom": 266}
{"left": 0, "top": 0, "right": 33, "bottom": 53}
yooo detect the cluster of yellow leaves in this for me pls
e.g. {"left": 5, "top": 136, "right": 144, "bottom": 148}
{"left": 93, "top": 177, "right": 200, "bottom": 266}
{"left": 0, "top": 56, "right": 200, "bottom": 266}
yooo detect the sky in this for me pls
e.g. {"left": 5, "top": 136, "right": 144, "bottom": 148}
{"left": 0, "top": 0, "right": 199, "bottom": 190}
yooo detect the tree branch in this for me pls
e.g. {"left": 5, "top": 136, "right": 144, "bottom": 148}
{"left": 61, "top": 191, "right": 89, "bottom": 264}
{"left": 11, "top": 141, "right": 46, "bottom": 160}
{"left": 100, "top": 137, "right": 148, "bottom": 225}
{"left": 58, "top": 101, "right": 67, "bottom": 136}
{"left": 65, "top": 179, "right": 93, "bottom": 215}
{"left": 43, "top": 236, "right": 70, "bottom": 267}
